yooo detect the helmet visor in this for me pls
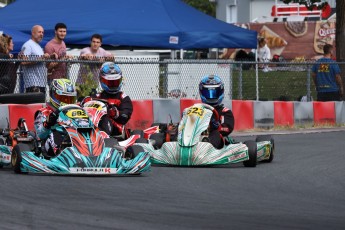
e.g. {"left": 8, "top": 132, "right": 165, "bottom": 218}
{"left": 100, "top": 77, "right": 122, "bottom": 88}
{"left": 201, "top": 86, "right": 222, "bottom": 99}
{"left": 54, "top": 91, "right": 76, "bottom": 104}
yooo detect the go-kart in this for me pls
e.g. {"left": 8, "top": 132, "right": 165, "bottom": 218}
{"left": 82, "top": 98, "right": 157, "bottom": 145}
{"left": 7, "top": 104, "right": 151, "bottom": 175}
{"left": 135, "top": 103, "right": 274, "bottom": 167}
{"left": 0, "top": 118, "right": 36, "bottom": 168}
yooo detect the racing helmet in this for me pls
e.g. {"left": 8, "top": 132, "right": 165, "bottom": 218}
{"left": 49, "top": 79, "right": 77, "bottom": 109}
{"left": 199, "top": 75, "right": 224, "bottom": 106}
{"left": 99, "top": 62, "right": 123, "bottom": 94}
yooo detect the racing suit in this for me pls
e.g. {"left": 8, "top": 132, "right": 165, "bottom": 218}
{"left": 83, "top": 90, "right": 133, "bottom": 138}
{"left": 34, "top": 103, "right": 62, "bottom": 156}
{"left": 208, "top": 104, "right": 235, "bottom": 149}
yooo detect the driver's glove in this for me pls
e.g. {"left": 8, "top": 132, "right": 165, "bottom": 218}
{"left": 46, "top": 112, "right": 58, "bottom": 128}
{"left": 210, "top": 118, "right": 220, "bottom": 131}
{"left": 108, "top": 105, "right": 119, "bottom": 119}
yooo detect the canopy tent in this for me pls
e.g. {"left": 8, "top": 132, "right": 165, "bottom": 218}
{"left": 0, "top": 0, "right": 257, "bottom": 49}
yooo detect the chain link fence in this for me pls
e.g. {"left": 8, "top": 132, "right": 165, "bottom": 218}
{"left": 0, "top": 56, "right": 344, "bottom": 102}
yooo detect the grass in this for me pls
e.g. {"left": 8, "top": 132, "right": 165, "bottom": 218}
{"left": 231, "top": 67, "right": 317, "bottom": 101}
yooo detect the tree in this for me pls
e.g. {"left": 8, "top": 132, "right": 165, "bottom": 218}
{"left": 283, "top": 0, "right": 345, "bottom": 100}
{"left": 183, "top": 0, "right": 216, "bottom": 17}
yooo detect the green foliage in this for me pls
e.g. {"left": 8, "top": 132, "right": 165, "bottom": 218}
{"left": 282, "top": 0, "right": 328, "bottom": 10}
{"left": 75, "top": 66, "right": 98, "bottom": 99}
{"left": 183, "top": 0, "right": 216, "bottom": 17}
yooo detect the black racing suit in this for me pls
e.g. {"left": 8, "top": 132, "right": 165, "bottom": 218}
{"left": 208, "top": 104, "right": 235, "bottom": 149}
{"left": 92, "top": 91, "right": 133, "bottom": 138}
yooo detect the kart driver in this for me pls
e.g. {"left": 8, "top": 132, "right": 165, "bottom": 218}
{"left": 81, "top": 62, "right": 133, "bottom": 138}
{"left": 199, "top": 74, "right": 235, "bottom": 149}
{"left": 34, "top": 78, "right": 77, "bottom": 157}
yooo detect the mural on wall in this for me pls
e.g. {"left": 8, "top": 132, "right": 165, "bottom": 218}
{"left": 220, "top": 18, "right": 336, "bottom": 61}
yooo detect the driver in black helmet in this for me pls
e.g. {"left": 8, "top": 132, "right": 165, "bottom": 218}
{"left": 199, "top": 74, "right": 235, "bottom": 149}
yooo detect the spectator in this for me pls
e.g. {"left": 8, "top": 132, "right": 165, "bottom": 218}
{"left": 76, "top": 34, "right": 114, "bottom": 85}
{"left": 20, "top": 25, "right": 50, "bottom": 94}
{"left": 0, "top": 34, "right": 19, "bottom": 94}
{"left": 312, "top": 44, "right": 344, "bottom": 101}
{"left": 44, "top": 23, "right": 68, "bottom": 84}
{"left": 257, "top": 37, "right": 271, "bottom": 72}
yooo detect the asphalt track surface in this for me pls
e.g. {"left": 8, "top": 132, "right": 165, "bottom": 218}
{"left": 0, "top": 130, "right": 344, "bottom": 230}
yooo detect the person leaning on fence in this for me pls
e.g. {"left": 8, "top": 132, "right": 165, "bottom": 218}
{"left": 76, "top": 34, "right": 114, "bottom": 85}
{"left": 0, "top": 34, "right": 20, "bottom": 94}
{"left": 199, "top": 74, "right": 235, "bottom": 149}
{"left": 81, "top": 62, "right": 133, "bottom": 139}
{"left": 19, "top": 25, "right": 50, "bottom": 94}
{"left": 311, "top": 44, "right": 344, "bottom": 101}
{"left": 44, "top": 23, "right": 68, "bottom": 84}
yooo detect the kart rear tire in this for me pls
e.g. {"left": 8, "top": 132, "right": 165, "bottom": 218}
{"left": 135, "top": 137, "right": 149, "bottom": 143}
{"left": 256, "top": 135, "right": 274, "bottom": 163}
{"left": 124, "top": 145, "right": 145, "bottom": 160}
{"left": 104, "top": 138, "right": 119, "bottom": 147}
{"left": 11, "top": 143, "right": 31, "bottom": 173}
{"left": 130, "top": 129, "right": 144, "bottom": 138}
{"left": 243, "top": 140, "right": 257, "bottom": 167}
{"left": 149, "top": 133, "right": 165, "bottom": 149}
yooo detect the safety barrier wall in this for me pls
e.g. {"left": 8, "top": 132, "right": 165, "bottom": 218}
{"left": 1, "top": 100, "right": 345, "bottom": 131}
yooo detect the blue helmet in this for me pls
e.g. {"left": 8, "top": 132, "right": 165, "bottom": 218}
{"left": 199, "top": 75, "right": 224, "bottom": 106}
{"left": 99, "top": 62, "right": 123, "bottom": 94}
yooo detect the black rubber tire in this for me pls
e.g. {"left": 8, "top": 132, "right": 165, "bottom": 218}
{"left": 256, "top": 135, "right": 274, "bottom": 163}
{"left": 0, "top": 92, "right": 45, "bottom": 104}
{"left": 130, "top": 129, "right": 144, "bottom": 138}
{"left": 124, "top": 145, "right": 145, "bottom": 160}
{"left": 0, "top": 138, "right": 5, "bottom": 145}
{"left": 104, "top": 138, "right": 119, "bottom": 147}
{"left": 135, "top": 137, "right": 149, "bottom": 144}
{"left": 11, "top": 143, "right": 31, "bottom": 173}
{"left": 149, "top": 133, "right": 165, "bottom": 149}
{"left": 243, "top": 140, "right": 257, "bottom": 167}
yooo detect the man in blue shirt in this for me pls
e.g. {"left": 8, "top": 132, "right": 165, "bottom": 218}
{"left": 312, "top": 44, "right": 343, "bottom": 101}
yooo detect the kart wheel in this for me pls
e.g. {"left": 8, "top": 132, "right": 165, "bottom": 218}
{"left": 130, "top": 129, "right": 144, "bottom": 138}
{"left": 104, "top": 138, "right": 119, "bottom": 147}
{"left": 149, "top": 133, "right": 165, "bottom": 149}
{"left": 11, "top": 143, "right": 30, "bottom": 174}
{"left": 256, "top": 135, "right": 274, "bottom": 163}
{"left": 0, "top": 138, "right": 5, "bottom": 145}
{"left": 243, "top": 140, "right": 257, "bottom": 167}
{"left": 124, "top": 145, "right": 145, "bottom": 160}
{"left": 135, "top": 138, "right": 149, "bottom": 144}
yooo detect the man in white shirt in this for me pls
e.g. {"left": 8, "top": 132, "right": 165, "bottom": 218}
{"left": 20, "top": 25, "right": 50, "bottom": 93}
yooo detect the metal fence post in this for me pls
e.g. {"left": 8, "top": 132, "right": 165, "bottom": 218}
{"left": 255, "top": 62, "right": 259, "bottom": 101}
{"left": 238, "top": 63, "right": 243, "bottom": 100}
{"left": 160, "top": 61, "right": 168, "bottom": 98}
{"left": 306, "top": 63, "right": 311, "bottom": 101}
{"left": 229, "top": 61, "right": 233, "bottom": 100}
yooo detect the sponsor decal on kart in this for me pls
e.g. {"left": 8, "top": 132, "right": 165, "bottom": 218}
{"left": 69, "top": 167, "right": 117, "bottom": 174}
{"left": 229, "top": 152, "right": 247, "bottom": 162}
{"left": 0, "top": 153, "right": 11, "bottom": 163}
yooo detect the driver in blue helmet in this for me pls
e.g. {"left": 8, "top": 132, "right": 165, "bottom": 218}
{"left": 82, "top": 62, "right": 133, "bottom": 138}
{"left": 199, "top": 74, "right": 235, "bottom": 149}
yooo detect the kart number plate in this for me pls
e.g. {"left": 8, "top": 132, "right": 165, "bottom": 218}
{"left": 66, "top": 109, "right": 88, "bottom": 119}
{"left": 187, "top": 107, "right": 204, "bottom": 117}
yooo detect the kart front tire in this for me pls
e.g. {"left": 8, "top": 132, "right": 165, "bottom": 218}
{"left": 11, "top": 143, "right": 30, "bottom": 173}
{"left": 243, "top": 140, "right": 257, "bottom": 167}
{"left": 256, "top": 135, "right": 274, "bottom": 163}
{"left": 149, "top": 133, "right": 165, "bottom": 149}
